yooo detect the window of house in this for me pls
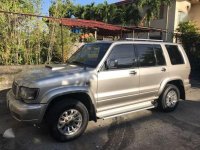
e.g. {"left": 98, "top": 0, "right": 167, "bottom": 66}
{"left": 178, "top": 11, "right": 187, "bottom": 23}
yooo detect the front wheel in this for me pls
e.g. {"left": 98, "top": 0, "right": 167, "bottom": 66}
{"left": 47, "top": 100, "right": 89, "bottom": 142}
{"left": 158, "top": 84, "right": 180, "bottom": 112}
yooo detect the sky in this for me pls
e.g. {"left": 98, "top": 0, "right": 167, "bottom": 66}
{"left": 41, "top": 0, "right": 119, "bottom": 16}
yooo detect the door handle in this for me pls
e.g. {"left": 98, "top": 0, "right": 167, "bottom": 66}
{"left": 130, "top": 70, "right": 137, "bottom": 75}
{"left": 161, "top": 68, "right": 166, "bottom": 72}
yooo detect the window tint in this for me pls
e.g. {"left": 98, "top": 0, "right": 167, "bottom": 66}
{"left": 165, "top": 45, "right": 184, "bottom": 65}
{"left": 135, "top": 44, "right": 156, "bottom": 67}
{"left": 154, "top": 45, "right": 166, "bottom": 66}
{"left": 107, "top": 44, "right": 136, "bottom": 69}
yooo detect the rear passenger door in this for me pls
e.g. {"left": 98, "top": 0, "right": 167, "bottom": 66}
{"left": 135, "top": 44, "right": 169, "bottom": 100}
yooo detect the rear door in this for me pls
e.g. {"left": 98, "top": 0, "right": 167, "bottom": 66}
{"left": 135, "top": 44, "right": 169, "bottom": 100}
{"left": 165, "top": 44, "right": 190, "bottom": 89}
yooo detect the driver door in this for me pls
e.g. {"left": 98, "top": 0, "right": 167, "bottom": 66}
{"left": 97, "top": 44, "right": 140, "bottom": 112}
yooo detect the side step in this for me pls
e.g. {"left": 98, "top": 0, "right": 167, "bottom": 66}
{"left": 97, "top": 101, "right": 156, "bottom": 119}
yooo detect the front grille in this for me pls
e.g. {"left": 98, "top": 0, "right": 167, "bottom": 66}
{"left": 12, "top": 82, "right": 20, "bottom": 99}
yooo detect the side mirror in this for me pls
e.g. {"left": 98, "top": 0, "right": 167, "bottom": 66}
{"left": 105, "top": 59, "right": 118, "bottom": 70}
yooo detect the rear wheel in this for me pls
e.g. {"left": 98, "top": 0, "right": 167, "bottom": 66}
{"left": 158, "top": 84, "right": 180, "bottom": 112}
{"left": 47, "top": 99, "right": 89, "bottom": 142}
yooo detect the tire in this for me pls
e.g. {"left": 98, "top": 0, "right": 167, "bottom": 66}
{"left": 158, "top": 84, "right": 180, "bottom": 112}
{"left": 46, "top": 99, "right": 89, "bottom": 142}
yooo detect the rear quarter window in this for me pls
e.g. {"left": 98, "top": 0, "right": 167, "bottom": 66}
{"left": 165, "top": 45, "right": 184, "bottom": 65}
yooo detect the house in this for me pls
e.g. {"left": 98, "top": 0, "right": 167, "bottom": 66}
{"left": 116, "top": 0, "right": 200, "bottom": 42}
{"left": 188, "top": 0, "right": 200, "bottom": 27}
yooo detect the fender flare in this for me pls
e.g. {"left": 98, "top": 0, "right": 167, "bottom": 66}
{"left": 39, "top": 86, "right": 97, "bottom": 122}
{"left": 158, "top": 77, "right": 184, "bottom": 97}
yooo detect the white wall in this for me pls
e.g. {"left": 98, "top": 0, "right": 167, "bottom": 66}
{"left": 174, "top": 0, "right": 191, "bottom": 30}
{"left": 150, "top": 0, "right": 192, "bottom": 42}
{"left": 189, "top": 3, "right": 200, "bottom": 28}
{"left": 150, "top": 0, "right": 177, "bottom": 42}
{"left": 124, "top": 0, "right": 200, "bottom": 42}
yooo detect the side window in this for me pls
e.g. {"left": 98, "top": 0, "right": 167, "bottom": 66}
{"left": 154, "top": 44, "right": 166, "bottom": 66}
{"left": 165, "top": 45, "right": 184, "bottom": 65}
{"left": 107, "top": 44, "right": 136, "bottom": 69}
{"left": 135, "top": 44, "right": 156, "bottom": 67}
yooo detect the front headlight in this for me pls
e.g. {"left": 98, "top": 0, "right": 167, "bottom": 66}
{"left": 20, "top": 87, "right": 39, "bottom": 100}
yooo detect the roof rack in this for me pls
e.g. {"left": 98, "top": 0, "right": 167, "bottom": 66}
{"left": 125, "top": 38, "right": 164, "bottom": 42}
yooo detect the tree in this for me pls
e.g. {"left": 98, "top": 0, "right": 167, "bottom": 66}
{"left": 177, "top": 21, "right": 200, "bottom": 70}
{"left": 48, "top": 0, "right": 79, "bottom": 63}
{"left": 0, "top": 0, "right": 36, "bottom": 65}
{"left": 125, "top": 3, "right": 141, "bottom": 26}
{"left": 137, "top": 0, "right": 172, "bottom": 26}
{"left": 177, "top": 21, "right": 200, "bottom": 63}
{"left": 112, "top": 5, "right": 126, "bottom": 25}
{"left": 49, "top": 0, "right": 73, "bottom": 17}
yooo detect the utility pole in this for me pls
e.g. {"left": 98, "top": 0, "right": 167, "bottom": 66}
{"left": 60, "top": 19, "right": 64, "bottom": 63}
{"left": 165, "top": 5, "right": 169, "bottom": 41}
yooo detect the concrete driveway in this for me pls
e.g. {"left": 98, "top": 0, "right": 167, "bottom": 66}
{"left": 0, "top": 80, "right": 200, "bottom": 150}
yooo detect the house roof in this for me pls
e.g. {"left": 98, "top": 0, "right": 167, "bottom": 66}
{"left": 54, "top": 18, "right": 127, "bottom": 36}
{"left": 48, "top": 18, "right": 166, "bottom": 36}
{"left": 60, "top": 18, "right": 124, "bottom": 31}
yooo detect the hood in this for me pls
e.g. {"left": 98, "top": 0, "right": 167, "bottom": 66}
{"left": 14, "top": 64, "right": 93, "bottom": 87}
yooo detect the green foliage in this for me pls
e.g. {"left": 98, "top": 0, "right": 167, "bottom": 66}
{"left": 0, "top": 0, "right": 78, "bottom": 65}
{"left": 177, "top": 21, "right": 200, "bottom": 50}
{"left": 47, "top": 0, "right": 79, "bottom": 64}
{"left": 137, "top": 0, "right": 172, "bottom": 25}
{"left": 0, "top": 0, "right": 173, "bottom": 65}
{"left": 0, "top": 0, "right": 36, "bottom": 65}
{"left": 51, "top": 0, "right": 171, "bottom": 26}
{"left": 80, "top": 33, "right": 96, "bottom": 43}
{"left": 177, "top": 21, "right": 199, "bottom": 34}
{"left": 177, "top": 21, "right": 200, "bottom": 69}
{"left": 49, "top": 0, "right": 142, "bottom": 26}
{"left": 48, "top": 0, "right": 173, "bottom": 34}
{"left": 49, "top": 0, "right": 73, "bottom": 18}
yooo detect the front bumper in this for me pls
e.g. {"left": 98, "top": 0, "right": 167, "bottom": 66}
{"left": 6, "top": 90, "right": 47, "bottom": 124}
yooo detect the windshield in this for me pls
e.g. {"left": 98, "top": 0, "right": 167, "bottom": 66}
{"left": 67, "top": 43, "right": 111, "bottom": 68}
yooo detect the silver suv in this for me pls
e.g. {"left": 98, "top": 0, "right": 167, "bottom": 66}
{"left": 7, "top": 39, "right": 191, "bottom": 141}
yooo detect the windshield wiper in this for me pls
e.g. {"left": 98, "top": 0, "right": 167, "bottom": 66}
{"left": 67, "top": 61, "right": 86, "bottom": 67}
{"left": 67, "top": 61, "right": 90, "bottom": 68}
{"left": 67, "top": 61, "right": 94, "bottom": 68}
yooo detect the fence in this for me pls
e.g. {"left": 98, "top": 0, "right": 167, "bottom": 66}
{"left": 0, "top": 11, "right": 83, "bottom": 65}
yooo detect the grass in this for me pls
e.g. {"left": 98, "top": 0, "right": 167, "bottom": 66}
{"left": 0, "top": 77, "right": 5, "bottom": 83}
